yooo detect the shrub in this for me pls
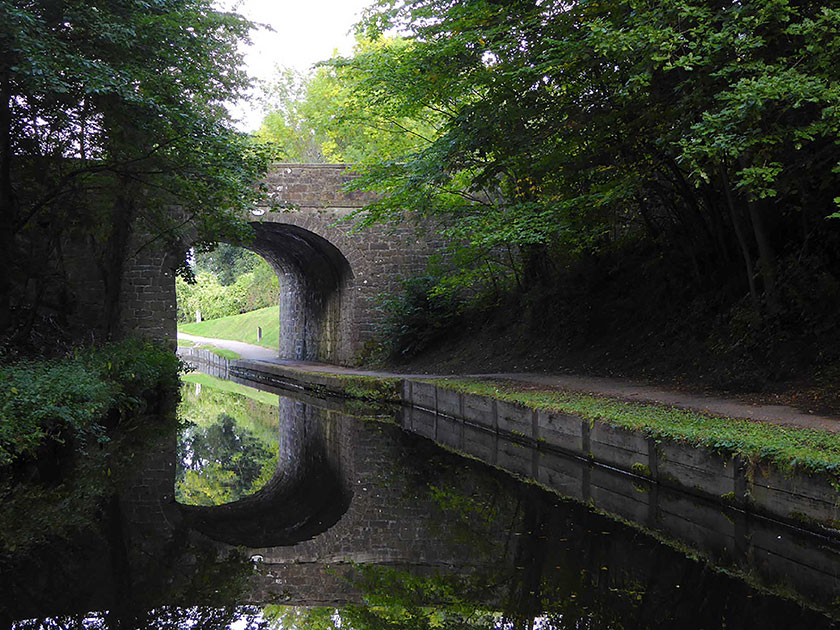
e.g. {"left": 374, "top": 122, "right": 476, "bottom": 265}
{"left": 377, "top": 275, "right": 464, "bottom": 359}
{"left": 176, "top": 258, "right": 280, "bottom": 323}
{"left": 0, "top": 340, "right": 180, "bottom": 466}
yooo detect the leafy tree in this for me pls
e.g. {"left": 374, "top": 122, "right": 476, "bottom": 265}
{"left": 175, "top": 256, "right": 280, "bottom": 323}
{"left": 0, "top": 0, "right": 271, "bottom": 343}
{"left": 255, "top": 67, "right": 325, "bottom": 162}
{"left": 337, "top": 0, "right": 840, "bottom": 316}
{"left": 256, "top": 37, "right": 440, "bottom": 164}
{"left": 194, "top": 244, "right": 261, "bottom": 287}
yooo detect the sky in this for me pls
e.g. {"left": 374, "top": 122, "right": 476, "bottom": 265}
{"left": 217, "top": 0, "right": 375, "bottom": 132}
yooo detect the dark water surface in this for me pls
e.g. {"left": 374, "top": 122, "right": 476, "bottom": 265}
{"left": 3, "top": 374, "right": 840, "bottom": 629}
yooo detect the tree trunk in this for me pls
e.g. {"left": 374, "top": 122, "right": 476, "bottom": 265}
{"left": 719, "top": 165, "right": 759, "bottom": 308}
{"left": 0, "top": 69, "right": 16, "bottom": 334}
{"left": 747, "top": 196, "right": 779, "bottom": 315}
{"left": 520, "top": 243, "right": 552, "bottom": 287}
{"left": 733, "top": 156, "right": 779, "bottom": 314}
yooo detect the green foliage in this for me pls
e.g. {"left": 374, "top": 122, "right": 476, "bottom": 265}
{"left": 332, "top": 0, "right": 840, "bottom": 313}
{"left": 263, "top": 606, "right": 339, "bottom": 630}
{"left": 176, "top": 376, "right": 279, "bottom": 506}
{"left": 376, "top": 275, "right": 464, "bottom": 359}
{"left": 176, "top": 255, "right": 280, "bottom": 324}
{"left": 178, "top": 306, "right": 279, "bottom": 349}
{"left": 194, "top": 244, "right": 262, "bottom": 287}
{"left": 256, "top": 36, "right": 439, "bottom": 164}
{"left": 177, "top": 414, "right": 276, "bottom": 506}
{"left": 0, "top": 340, "right": 179, "bottom": 466}
{"left": 181, "top": 372, "right": 280, "bottom": 407}
{"left": 0, "top": 0, "right": 273, "bottom": 338}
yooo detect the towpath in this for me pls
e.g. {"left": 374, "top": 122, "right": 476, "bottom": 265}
{"left": 177, "top": 332, "right": 840, "bottom": 434}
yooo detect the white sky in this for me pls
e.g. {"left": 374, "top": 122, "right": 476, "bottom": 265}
{"left": 217, "top": 0, "right": 375, "bottom": 131}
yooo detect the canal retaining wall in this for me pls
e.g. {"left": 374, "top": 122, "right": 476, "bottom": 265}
{"left": 401, "top": 379, "right": 840, "bottom": 534}
{"left": 184, "top": 358, "right": 840, "bottom": 537}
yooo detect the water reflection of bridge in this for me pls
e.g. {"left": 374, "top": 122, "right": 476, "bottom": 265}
{"left": 6, "top": 380, "right": 840, "bottom": 627}
{"left": 183, "top": 380, "right": 840, "bottom": 620}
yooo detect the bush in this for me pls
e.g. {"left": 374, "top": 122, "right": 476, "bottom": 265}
{"left": 176, "top": 258, "right": 280, "bottom": 323}
{"left": 0, "top": 340, "right": 180, "bottom": 466}
{"left": 377, "top": 275, "right": 464, "bottom": 359}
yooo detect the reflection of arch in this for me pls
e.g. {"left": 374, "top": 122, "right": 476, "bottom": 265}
{"left": 178, "top": 397, "right": 352, "bottom": 548}
{"left": 248, "top": 222, "right": 355, "bottom": 364}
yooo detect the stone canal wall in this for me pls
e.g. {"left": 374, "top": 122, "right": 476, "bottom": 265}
{"left": 400, "top": 380, "right": 840, "bottom": 531}
{"left": 224, "top": 359, "right": 840, "bottom": 537}
{"left": 397, "top": 401, "right": 840, "bottom": 614}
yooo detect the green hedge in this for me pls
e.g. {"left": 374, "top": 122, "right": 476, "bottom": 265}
{"left": 0, "top": 341, "right": 180, "bottom": 466}
{"left": 176, "top": 257, "right": 280, "bottom": 324}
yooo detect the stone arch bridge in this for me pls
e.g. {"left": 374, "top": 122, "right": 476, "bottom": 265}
{"left": 117, "top": 164, "right": 440, "bottom": 365}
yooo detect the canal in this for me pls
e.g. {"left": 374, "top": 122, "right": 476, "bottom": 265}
{"left": 2, "top": 371, "right": 840, "bottom": 628}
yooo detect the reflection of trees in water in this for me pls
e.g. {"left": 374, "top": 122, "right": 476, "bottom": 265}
{"left": 178, "top": 381, "right": 280, "bottom": 449}
{"left": 175, "top": 381, "right": 279, "bottom": 506}
{"left": 176, "top": 413, "right": 276, "bottom": 506}
{"left": 13, "top": 606, "right": 269, "bottom": 630}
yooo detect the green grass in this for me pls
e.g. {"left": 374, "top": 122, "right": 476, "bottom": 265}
{"left": 178, "top": 337, "right": 240, "bottom": 359}
{"left": 178, "top": 306, "right": 278, "bottom": 349}
{"left": 434, "top": 378, "right": 840, "bottom": 477}
{"left": 181, "top": 372, "right": 279, "bottom": 406}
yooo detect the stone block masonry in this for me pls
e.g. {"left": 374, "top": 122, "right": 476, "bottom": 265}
{"left": 400, "top": 380, "right": 840, "bottom": 535}
{"left": 114, "top": 163, "right": 442, "bottom": 364}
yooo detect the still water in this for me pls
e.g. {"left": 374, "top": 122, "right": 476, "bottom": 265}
{"left": 3, "top": 373, "right": 840, "bottom": 629}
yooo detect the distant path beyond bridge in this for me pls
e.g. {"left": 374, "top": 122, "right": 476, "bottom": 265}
{"left": 178, "top": 333, "right": 278, "bottom": 362}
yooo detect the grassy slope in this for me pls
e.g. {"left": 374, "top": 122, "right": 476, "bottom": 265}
{"left": 178, "top": 306, "right": 278, "bottom": 349}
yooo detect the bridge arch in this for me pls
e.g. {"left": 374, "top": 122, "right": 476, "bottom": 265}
{"left": 114, "top": 164, "right": 440, "bottom": 365}
{"left": 177, "top": 392, "right": 354, "bottom": 547}
{"left": 247, "top": 220, "right": 359, "bottom": 363}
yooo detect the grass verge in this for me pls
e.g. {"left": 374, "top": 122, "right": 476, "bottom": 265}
{"left": 178, "top": 306, "right": 277, "bottom": 349}
{"left": 434, "top": 378, "right": 840, "bottom": 477}
{"left": 305, "top": 372, "right": 402, "bottom": 402}
{"left": 197, "top": 345, "right": 240, "bottom": 360}
{"left": 178, "top": 337, "right": 240, "bottom": 359}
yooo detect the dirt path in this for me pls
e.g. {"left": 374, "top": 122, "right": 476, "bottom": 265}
{"left": 180, "top": 333, "right": 840, "bottom": 434}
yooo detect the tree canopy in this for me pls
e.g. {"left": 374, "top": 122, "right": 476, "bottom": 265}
{"left": 327, "top": 0, "right": 840, "bottom": 313}
{"left": 255, "top": 37, "right": 441, "bottom": 164}
{"left": 0, "top": 0, "right": 271, "bottom": 342}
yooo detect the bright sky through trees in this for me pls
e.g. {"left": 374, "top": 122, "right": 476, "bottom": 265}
{"left": 216, "top": 0, "right": 373, "bottom": 131}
